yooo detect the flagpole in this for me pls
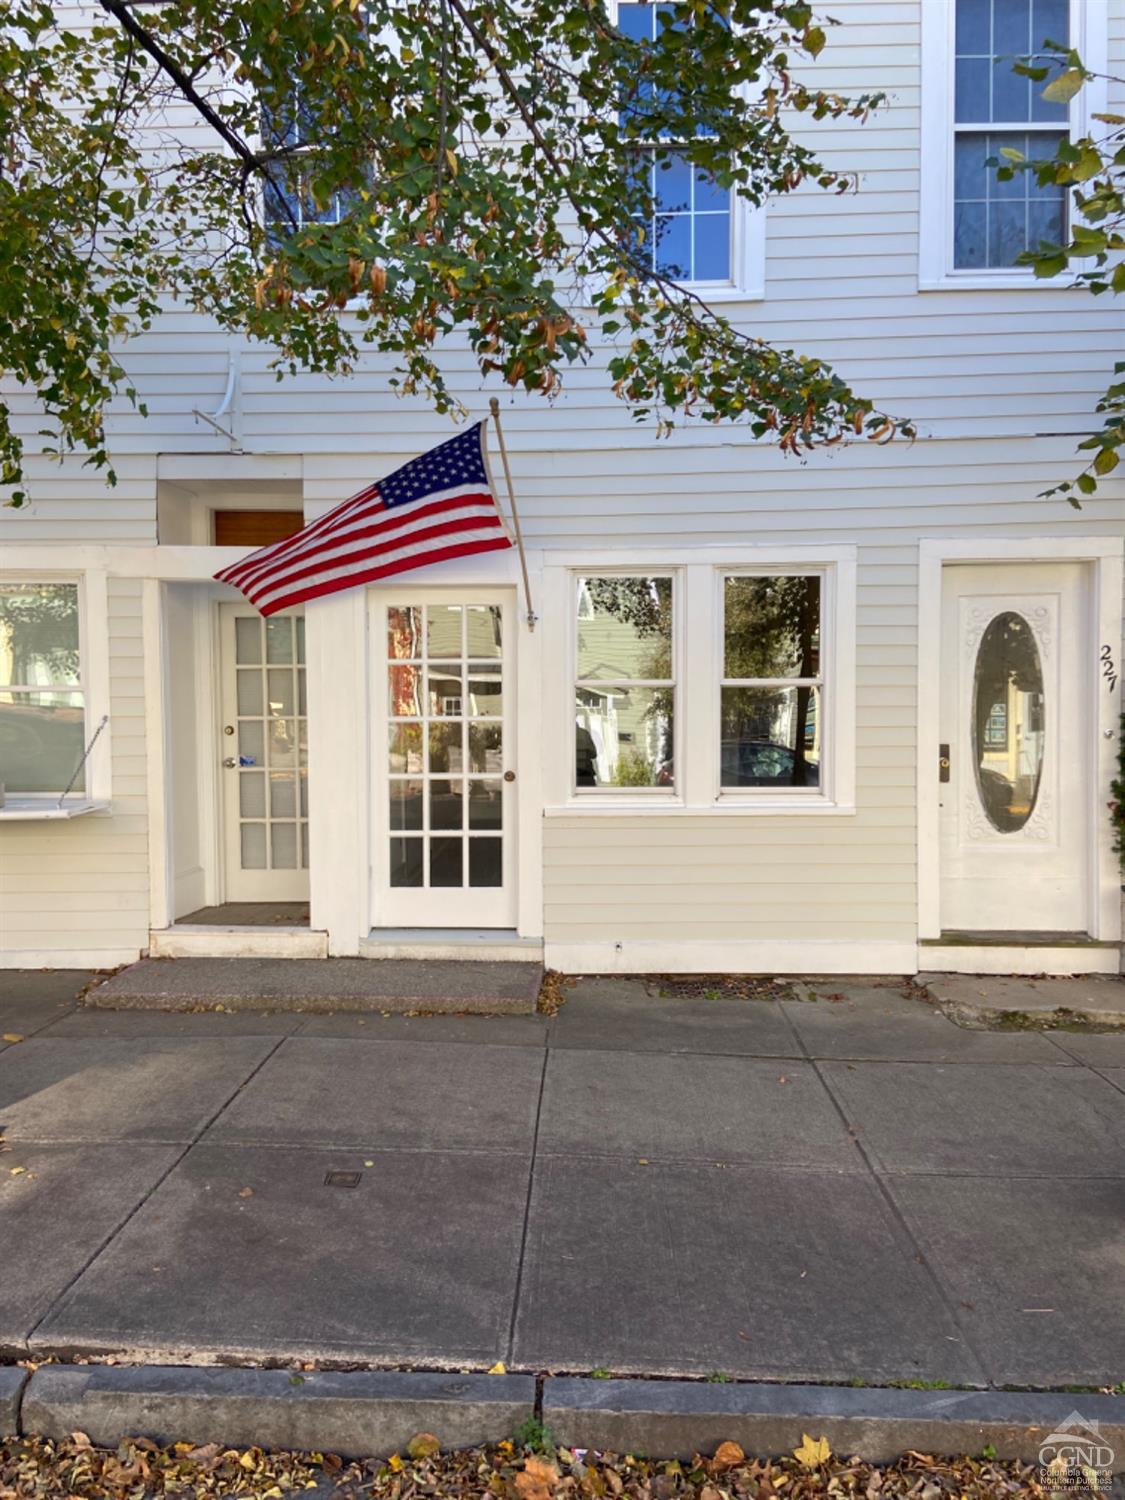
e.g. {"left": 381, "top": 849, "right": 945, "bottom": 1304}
{"left": 489, "top": 396, "right": 537, "bottom": 631}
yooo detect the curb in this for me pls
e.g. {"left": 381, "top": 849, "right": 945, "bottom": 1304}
{"left": 0, "top": 1368, "right": 27, "bottom": 1437}
{"left": 18, "top": 1366, "right": 534, "bottom": 1457}
{"left": 541, "top": 1377, "right": 1125, "bottom": 1467}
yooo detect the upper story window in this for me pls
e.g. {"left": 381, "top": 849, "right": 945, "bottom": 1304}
{"left": 0, "top": 582, "right": 85, "bottom": 795}
{"left": 612, "top": 2, "right": 762, "bottom": 299}
{"left": 919, "top": 0, "right": 1107, "bottom": 288}
{"left": 261, "top": 92, "right": 353, "bottom": 237}
{"left": 618, "top": 2, "right": 731, "bottom": 285}
{"left": 953, "top": 0, "right": 1068, "bottom": 269}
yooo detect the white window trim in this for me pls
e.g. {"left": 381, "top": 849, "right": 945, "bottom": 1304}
{"left": 583, "top": 0, "right": 765, "bottom": 304}
{"left": 919, "top": 0, "right": 1108, "bottom": 291}
{"left": 0, "top": 568, "right": 112, "bottom": 815}
{"left": 543, "top": 546, "right": 855, "bottom": 815}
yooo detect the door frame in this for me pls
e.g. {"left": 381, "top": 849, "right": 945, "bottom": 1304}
{"left": 917, "top": 537, "right": 1123, "bottom": 941}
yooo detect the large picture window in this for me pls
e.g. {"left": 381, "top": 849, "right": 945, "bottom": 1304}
{"left": 721, "top": 574, "right": 822, "bottom": 791}
{"left": 0, "top": 582, "right": 85, "bottom": 795}
{"left": 574, "top": 575, "right": 675, "bottom": 791}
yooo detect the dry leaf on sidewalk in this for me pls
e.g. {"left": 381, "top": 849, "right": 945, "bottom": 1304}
{"left": 515, "top": 1455, "right": 559, "bottom": 1500}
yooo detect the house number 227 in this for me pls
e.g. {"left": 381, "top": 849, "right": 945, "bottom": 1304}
{"left": 1102, "top": 644, "right": 1119, "bottom": 693}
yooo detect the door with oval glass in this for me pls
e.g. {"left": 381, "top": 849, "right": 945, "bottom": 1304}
{"left": 939, "top": 564, "right": 1088, "bottom": 932}
{"left": 218, "top": 604, "right": 309, "bottom": 902}
{"left": 372, "top": 589, "right": 517, "bottom": 928}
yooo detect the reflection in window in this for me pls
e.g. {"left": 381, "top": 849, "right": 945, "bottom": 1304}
{"left": 0, "top": 583, "right": 85, "bottom": 794}
{"left": 952, "top": 0, "right": 1069, "bottom": 268}
{"left": 972, "top": 610, "right": 1045, "bottom": 832}
{"left": 721, "top": 575, "right": 821, "bottom": 789}
{"left": 574, "top": 576, "right": 674, "bottom": 790}
{"left": 617, "top": 1, "right": 732, "bottom": 284}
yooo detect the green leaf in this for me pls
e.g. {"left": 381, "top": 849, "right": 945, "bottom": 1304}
{"left": 1093, "top": 447, "right": 1119, "bottom": 475}
{"left": 1076, "top": 471, "right": 1098, "bottom": 494}
{"left": 1041, "top": 67, "right": 1085, "bottom": 104}
{"left": 804, "top": 26, "right": 826, "bottom": 58}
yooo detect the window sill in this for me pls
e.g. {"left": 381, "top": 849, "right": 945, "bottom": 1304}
{"left": 0, "top": 797, "right": 109, "bottom": 820}
{"left": 545, "top": 800, "right": 855, "bottom": 817}
{"left": 918, "top": 273, "right": 1074, "bottom": 293}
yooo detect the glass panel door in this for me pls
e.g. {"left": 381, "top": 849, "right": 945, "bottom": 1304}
{"left": 220, "top": 605, "right": 310, "bottom": 903}
{"left": 376, "top": 592, "right": 517, "bottom": 928}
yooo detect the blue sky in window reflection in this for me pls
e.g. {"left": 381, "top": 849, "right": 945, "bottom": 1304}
{"left": 618, "top": 1, "right": 732, "bottom": 283}
{"left": 953, "top": 0, "right": 1069, "bottom": 268}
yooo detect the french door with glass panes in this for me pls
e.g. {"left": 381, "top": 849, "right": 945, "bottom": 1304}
{"left": 373, "top": 590, "right": 517, "bottom": 928}
{"left": 219, "top": 605, "right": 309, "bottom": 902}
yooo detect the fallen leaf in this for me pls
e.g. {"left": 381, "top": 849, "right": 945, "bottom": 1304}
{"left": 778, "top": 1075, "right": 790, "bottom": 1084}
{"left": 712, "top": 1440, "right": 744, "bottom": 1470}
{"left": 794, "top": 1432, "right": 832, "bottom": 1467}
{"left": 364, "top": 1160, "right": 374, "bottom": 1167}
{"left": 238, "top": 1450, "right": 257, "bottom": 1470}
{"left": 515, "top": 1454, "right": 559, "bottom": 1500}
{"left": 487, "top": 1360, "right": 507, "bottom": 1374}
{"left": 238, "top": 1187, "right": 254, "bottom": 1198}
{"left": 1, "top": 1034, "right": 23, "bottom": 1044}
{"left": 9, "top": 1166, "right": 26, "bottom": 1176}
{"left": 407, "top": 1432, "right": 440, "bottom": 1459}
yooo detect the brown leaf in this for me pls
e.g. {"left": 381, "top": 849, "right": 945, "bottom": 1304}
{"left": 1, "top": 1034, "right": 23, "bottom": 1044}
{"left": 237, "top": 1187, "right": 254, "bottom": 1199}
{"left": 712, "top": 1440, "right": 745, "bottom": 1470}
{"left": 515, "top": 1454, "right": 560, "bottom": 1500}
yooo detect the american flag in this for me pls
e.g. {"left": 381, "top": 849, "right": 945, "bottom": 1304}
{"left": 213, "top": 423, "right": 512, "bottom": 616}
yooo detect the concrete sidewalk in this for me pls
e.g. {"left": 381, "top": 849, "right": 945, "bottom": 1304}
{"left": 1, "top": 970, "right": 1123, "bottom": 1389}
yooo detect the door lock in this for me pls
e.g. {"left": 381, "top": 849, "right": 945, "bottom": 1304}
{"left": 223, "top": 757, "right": 238, "bottom": 769}
{"left": 939, "top": 744, "right": 950, "bottom": 782}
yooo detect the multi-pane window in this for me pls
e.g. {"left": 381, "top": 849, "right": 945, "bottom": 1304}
{"left": 386, "top": 603, "right": 505, "bottom": 889}
{"left": 0, "top": 583, "right": 85, "bottom": 795}
{"left": 261, "top": 93, "right": 352, "bottom": 236}
{"left": 721, "top": 575, "right": 821, "bottom": 790}
{"left": 953, "top": 0, "right": 1069, "bottom": 268}
{"left": 617, "top": 2, "right": 732, "bottom": 284}
{"left": 574, "top": 576, "right": 674, "bottom": 790}
{"left": 232, "top": 612, "right": 308, "bottom": 871}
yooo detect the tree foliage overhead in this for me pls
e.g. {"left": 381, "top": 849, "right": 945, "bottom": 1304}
{"left": 0, "top": 0, "right": 914, "bottom": 505}
{"left": 996, "top": 47, "right": 1125, "bottom": 503}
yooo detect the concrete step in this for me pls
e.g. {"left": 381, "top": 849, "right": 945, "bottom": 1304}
{"left": 85, "top": 957, "right": 543, "bottom": 1015}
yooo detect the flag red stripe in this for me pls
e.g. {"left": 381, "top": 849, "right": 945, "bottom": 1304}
{"left": 238, "top": 492, "right": 496, "bottom": 601}
{"left": 258, "top": 536, "right": 513, "bottom": 616}
{"left": 215, "top": 484, "right": 384, "bottom": 588}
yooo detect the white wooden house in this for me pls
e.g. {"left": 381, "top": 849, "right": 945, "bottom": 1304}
{"left": 1, "top": 0, "right": 1123, "bottom": 977}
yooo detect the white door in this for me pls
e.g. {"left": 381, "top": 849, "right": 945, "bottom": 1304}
{"left": 372, "top": 589, "right": 517, "bottom": 928}
{"left": 939, "top": 563, "right": 1089, "bottom": 932}
{"left": 219, "top": 605, "right": 310, "bottom": 902}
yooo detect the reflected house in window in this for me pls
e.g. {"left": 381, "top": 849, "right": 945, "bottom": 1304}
{"left": 0, "top": 583, "right": 86, "bottom": 795}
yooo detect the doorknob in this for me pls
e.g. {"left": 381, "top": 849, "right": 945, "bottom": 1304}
{"left": 223, "top": 757, "right": 238, "bottom": 769}
{"left": 503, "top": 770, "right": 516, "bottom": 782}
{"left": 938, "top": 744, "right": 950, "bottom": 783}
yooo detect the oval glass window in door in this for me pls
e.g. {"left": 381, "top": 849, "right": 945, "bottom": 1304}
{"left": 971, "top": 611, "right": 1045, "bottom": 833}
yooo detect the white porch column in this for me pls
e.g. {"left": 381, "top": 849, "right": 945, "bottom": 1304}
{"left": 305, "top": 587, "right": 370, "bottom": 955}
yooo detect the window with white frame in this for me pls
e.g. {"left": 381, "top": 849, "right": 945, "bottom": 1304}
{"left": 720, "top": 573, "right": 822, "bottom": 791}
{"left": 574, "top": 574, "right": 675, "bottom": 791}
{"left": 614, "top": 2, "right": 762, "bottom": 297}
{"left": 0, "top": 582, "right": 86, "bottom": 795}
{"left": 261, "top": 91, "right": 359, "bottom": 238}
{"left": 953, "top": 0, "right": 1069, "bottom": 268}
{"left": 920, "top": 0, "right": 1106, "bottom": 286}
